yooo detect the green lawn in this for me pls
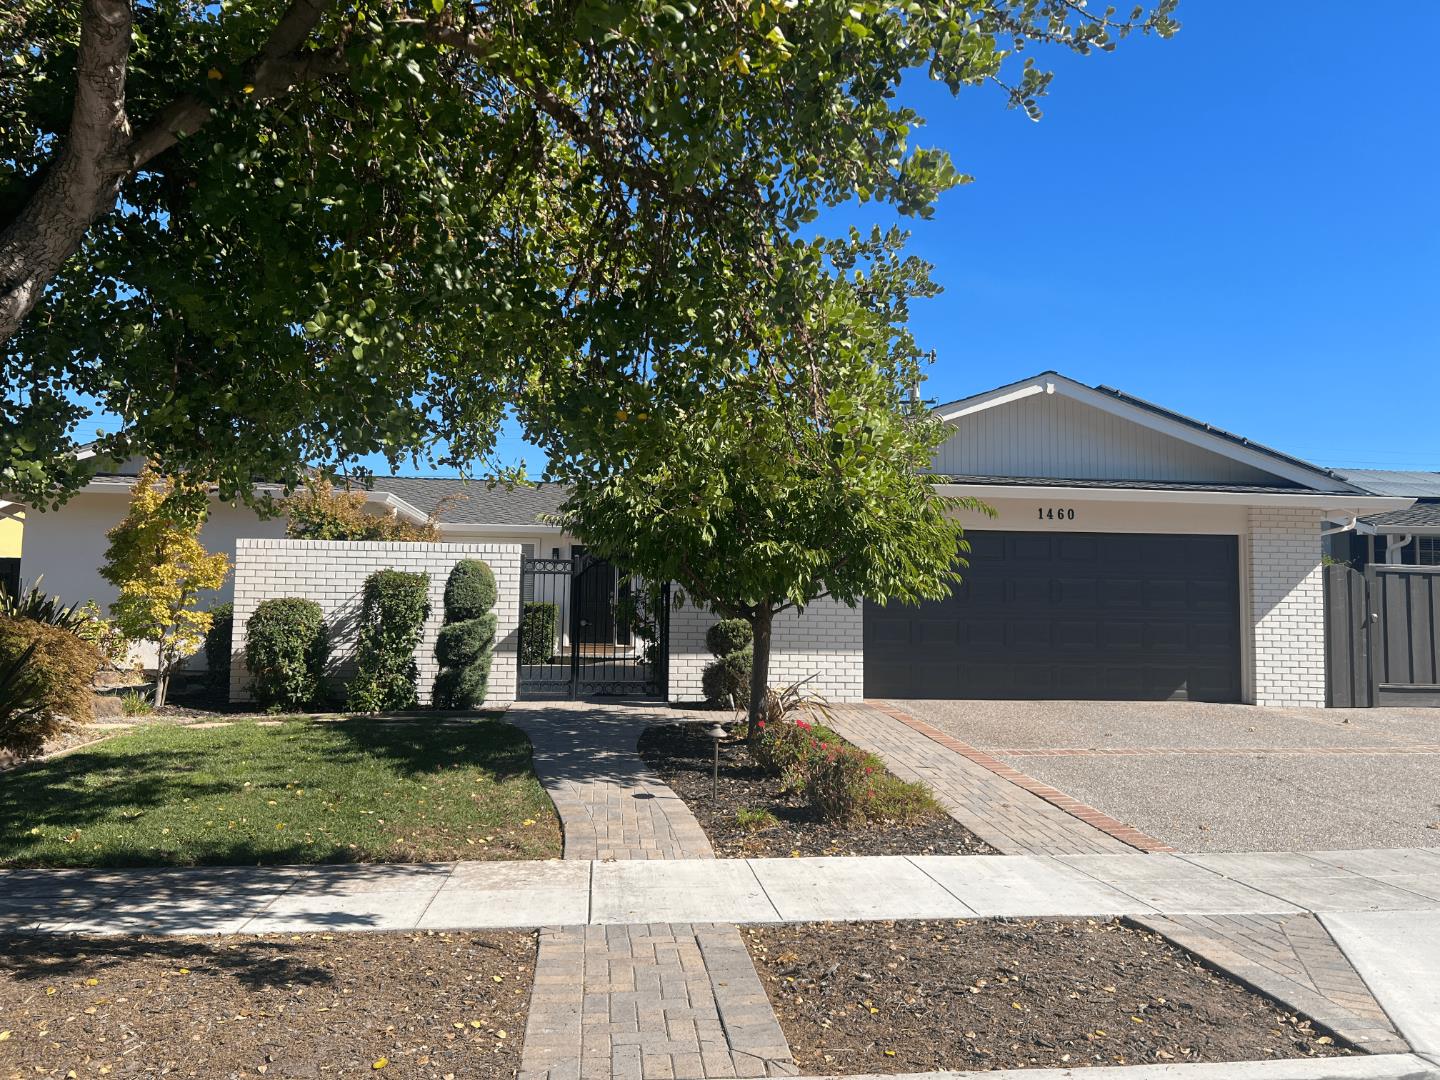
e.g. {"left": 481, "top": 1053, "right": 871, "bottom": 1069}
{"left": 0, "top": 717, "right": 562, "bottom": 868}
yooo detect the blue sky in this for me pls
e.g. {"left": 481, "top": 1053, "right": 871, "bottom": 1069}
{"left": 882, "top": 2, "right": 1439, "bottom": 472}
{"left": 473, "top": 2, "right": 1438, "bottom": 477}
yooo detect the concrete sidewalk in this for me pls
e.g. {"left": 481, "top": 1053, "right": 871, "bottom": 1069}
{"left": 796, "top": 1059, "right": 1440, "bottom": 1079}
{"left": 3, "top": 848, "right": 1438, "bottom": 936}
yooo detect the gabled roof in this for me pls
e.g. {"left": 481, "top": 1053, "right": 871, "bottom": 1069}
{"left": 930, "top": 371, "right": 1360, "bottom": 494}
{"left": 1335, "top": 469, "right": 1440, "bottom": 498}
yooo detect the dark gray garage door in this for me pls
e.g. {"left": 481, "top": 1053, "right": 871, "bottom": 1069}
{"left": 865, "top": 531, "right": 1242, "bottom": 702}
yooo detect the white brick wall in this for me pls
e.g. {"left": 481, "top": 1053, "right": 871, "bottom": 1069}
{"left": 1247, "top": 508, "right": 1326, "bottom": 708}
{"left": 667, "top": 596, "right": 863, "bottom": 704}
{"left": 229, "top": 539, "right": 522, "bottom": 707}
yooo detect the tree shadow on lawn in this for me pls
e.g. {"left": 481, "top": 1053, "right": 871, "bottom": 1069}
{"left": 0, "top": 932, "right": 338, "bottom": 990}
{"left": 0, "top": 716, "right": 544, "bottom": 868}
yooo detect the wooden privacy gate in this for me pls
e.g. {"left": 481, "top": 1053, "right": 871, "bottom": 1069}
{"left": 1325, "top": 563, "right": 1440, "bottom": 707}
{"left": 517, "top": 553, "right": 669, "bottom": 699}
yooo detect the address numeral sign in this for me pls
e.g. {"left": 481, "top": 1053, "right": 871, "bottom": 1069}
{"left": 1037, "top": 507, "right": 1076, "bottom": 521}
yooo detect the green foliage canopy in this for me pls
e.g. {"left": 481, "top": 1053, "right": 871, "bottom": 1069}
{"left": 2, "top": 0, "right": 1176, "bottom": 507}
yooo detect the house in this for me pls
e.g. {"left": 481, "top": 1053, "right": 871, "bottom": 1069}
{"left": 16, "top": 373, "right": 1417, "bottom": 708}
{"left": 1325, "top": 470, "right": 1440, "bottom": 567}
{"left": 0, "top": 505, "right": 20, "bottom": 596}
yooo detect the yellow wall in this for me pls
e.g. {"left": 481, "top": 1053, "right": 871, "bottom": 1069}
{"left": 0, "top": 514, "right": 21, "bottom": 559}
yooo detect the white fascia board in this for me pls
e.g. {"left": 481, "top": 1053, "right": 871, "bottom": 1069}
{"left": 933, "top": 483, "right": 1414, "bottom": 514}
{"left": 932, "top": 372, "right": 1350, "bottom": 493}
{"left": 1050, "top": 381, "right": 1349, "bottom": 491}
{"left": 358, "top": 490, "right": 429, "bottom": 525}
{"left": 437, "top": 522, "right": 567, "bottom": 537}
{"left": 933, "top": 380, "right": 1051, "bottom": 422}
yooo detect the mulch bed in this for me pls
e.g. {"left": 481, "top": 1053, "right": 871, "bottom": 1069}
{"left": 638, "top": 723, "right": 996, "bottom": 857}
{"left": 745, "top": 919, "right": 1355, "bottom": 1074}
{"left": 0, "top": 930, "right": 533, "bottom": 1079}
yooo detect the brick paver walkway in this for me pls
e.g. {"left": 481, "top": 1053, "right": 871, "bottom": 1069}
{"left": 1136, "top": 913, "right": 1409, "bottom": 1054}
{"left": 521, "top": 924, "right": 796, "bottom": 1080}
{"left": 824, "top": 703, "right": 1143, "bottom": 855}
{"left": 509, "top": 702, "right": 795, "bottom": 1080}
{"left": 509, "top": 701, "right": 715, "bottom": 861}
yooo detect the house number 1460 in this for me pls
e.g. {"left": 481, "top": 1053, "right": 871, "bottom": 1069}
{"left": 1038, "top": 508, "right": 1076, "bottom": 521}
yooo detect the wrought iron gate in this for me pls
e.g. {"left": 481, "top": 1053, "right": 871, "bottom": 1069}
{"left": 518, "top": 554, "right": 669, "bottom": 698}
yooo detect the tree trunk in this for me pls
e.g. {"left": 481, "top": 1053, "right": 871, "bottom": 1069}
{"left": 154, "top": 663, "right": 170, "bottom": 709}
{"left": 0, "top": 0, "right": 134, "bottom": 341}
{"left": 746, "top": 604, "right": 773, "bottom": 734}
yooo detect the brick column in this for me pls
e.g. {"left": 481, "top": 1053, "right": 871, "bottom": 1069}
{"left": 1247, "top": 508, "right": 1326, "bottom": 707}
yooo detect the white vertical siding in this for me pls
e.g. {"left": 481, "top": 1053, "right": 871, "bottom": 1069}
{"left": 931, "top": 393, "right": 1285, "bottom": 485}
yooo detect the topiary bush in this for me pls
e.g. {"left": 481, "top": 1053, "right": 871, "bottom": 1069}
{"left": 0, "top": 616, "right": 102, "bottom": 760}
{"left": 701, "top": 648, "right": 751, "bottom": 708}
{"left": 443, "top": 559, "right": 497, "bottom": 622}
{"left": 705, "top": 618, "right": 752, "bottom": 658}
{"left": 701, "top": 616, "right": 753, "bottom": 708}
{"left": 203, "top": 601, "right": 234, "bottom": 694}
{"left": 349, "top": 569, "right": 431, "bottom": 712}
{"left": 433, "top": 560, "right": 496, "bottom": 708}
{"left": 520, "top": 602, "right": 559, "bottom": 665}
{"left": 244, "top": 598, "right": 328, "bottom": 711}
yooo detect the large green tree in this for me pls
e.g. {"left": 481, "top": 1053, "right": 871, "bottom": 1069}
{"left": 2, "top": 0, "right": 1177, "bottom": 506}
{"left": 541, "top": 229, "right": 992, "bottom": 723}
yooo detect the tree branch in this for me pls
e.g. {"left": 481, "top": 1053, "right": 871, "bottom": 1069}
{"left": 1, "top": 0, "right": 339, "bottom": 342}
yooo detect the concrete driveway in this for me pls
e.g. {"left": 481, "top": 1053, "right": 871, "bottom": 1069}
{"left": 883, "top": 699, "right": 1440, "bottom": 853}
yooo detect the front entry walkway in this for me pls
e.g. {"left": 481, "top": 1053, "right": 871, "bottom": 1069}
{"left": 509, "top": 701, "right": 715, "bottom": 861}
{"left": 508, "top": 700, "right": 795, "bottom": 1079}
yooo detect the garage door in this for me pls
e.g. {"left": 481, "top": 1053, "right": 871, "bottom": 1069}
{"left": 864, "top": 531, "right": 1242, "bottom": 702}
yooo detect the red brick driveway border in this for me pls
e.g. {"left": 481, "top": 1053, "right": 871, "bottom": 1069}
{"left": 864, "top": 700, "right": 1178, "bottom": 855}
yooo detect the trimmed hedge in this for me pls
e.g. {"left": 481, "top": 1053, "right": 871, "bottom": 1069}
{"left": 349, "top": 569, "right": 430, "bottom": 712}
{"left": 244, "top": 598, "right": 328, "bottom": 711}
{"left": 520, "top": 602, "right": 558, "bottom": 665}
{"left": 0, "top": 617, "right": 102, "bottom": 759}
{"left": 433, "top": 560, "right": 496, "bottom": 709}
{"left": 444, "top": 559, "right": 497, "bottom": 622}
{"left": 203, "top": 601, "right": 234, "bottom": 694}
{"left": 705, "top": 618, "right": 752, "bottom": 658}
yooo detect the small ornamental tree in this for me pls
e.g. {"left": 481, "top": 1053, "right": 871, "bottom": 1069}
{"left": 283, "top": 478, "right": 443, "bottom": 542}
{"left": 433, "top": 560, "right": 498, "bottom": 708}
{"left": 100, "top": 468, "right": 230, "bottom": 706}
{"left": 546, "top": 233, "right": 992, "bottom": 729}
{"left": 348, "top": 569, "right": 430, "bottom": 712}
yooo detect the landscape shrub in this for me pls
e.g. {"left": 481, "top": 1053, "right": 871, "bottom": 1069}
{"left": 520, "top": 602, "right": 559, "bottom": 665}
{"left": 75, "top": 599, "right": 130, "bottom": 670}
{"left": 800, "top": 742, "right": 883, "bottom": 824}
{"left": 244, "top": 598, "right": 328, "bottom": 711}
{"left": 435, "top": 613, "right": 498, "bottom": 668}
{"left": 701, "top": 617, "right": 753, "bottom": 708}
{"left": 433, "top": 560, "right": 495, "bottom": 709}
{"left": 704, "top": 618, "right": 752, "bottom": 658}
{"left": 701, "top": 649, "right": 751, "bottom": 709}
{"left": 203, "top": 601, "right": 234, "bottom": 693}
{"left": 349, "top": 570, "right": 430, "bottom": 712}
{"left": 0, "top": 616, "right": 102, "bottom": 759}
{"left": 443, "top": 559, "right": 497, "bottom": 622}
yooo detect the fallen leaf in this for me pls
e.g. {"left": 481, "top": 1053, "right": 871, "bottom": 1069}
{"left": 372, "top": 1058, "right": 388, "bottom": 1070}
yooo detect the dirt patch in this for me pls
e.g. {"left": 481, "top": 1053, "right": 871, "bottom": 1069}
{"left": 0, "top": 930, "right": 533, "bottom": 1079}
{"left": 745, "top": 919, "right": 1354, "bottom": 1074}
{"left": 638, "top": 723, "right": 995, "bottom": 857}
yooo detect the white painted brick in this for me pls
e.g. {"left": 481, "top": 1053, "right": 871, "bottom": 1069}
{"left": 1247, "top": 508, "right": 1325, "bottom": 708}
{"left": 229, "top": 539, "right": 521, "bottom": 706}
